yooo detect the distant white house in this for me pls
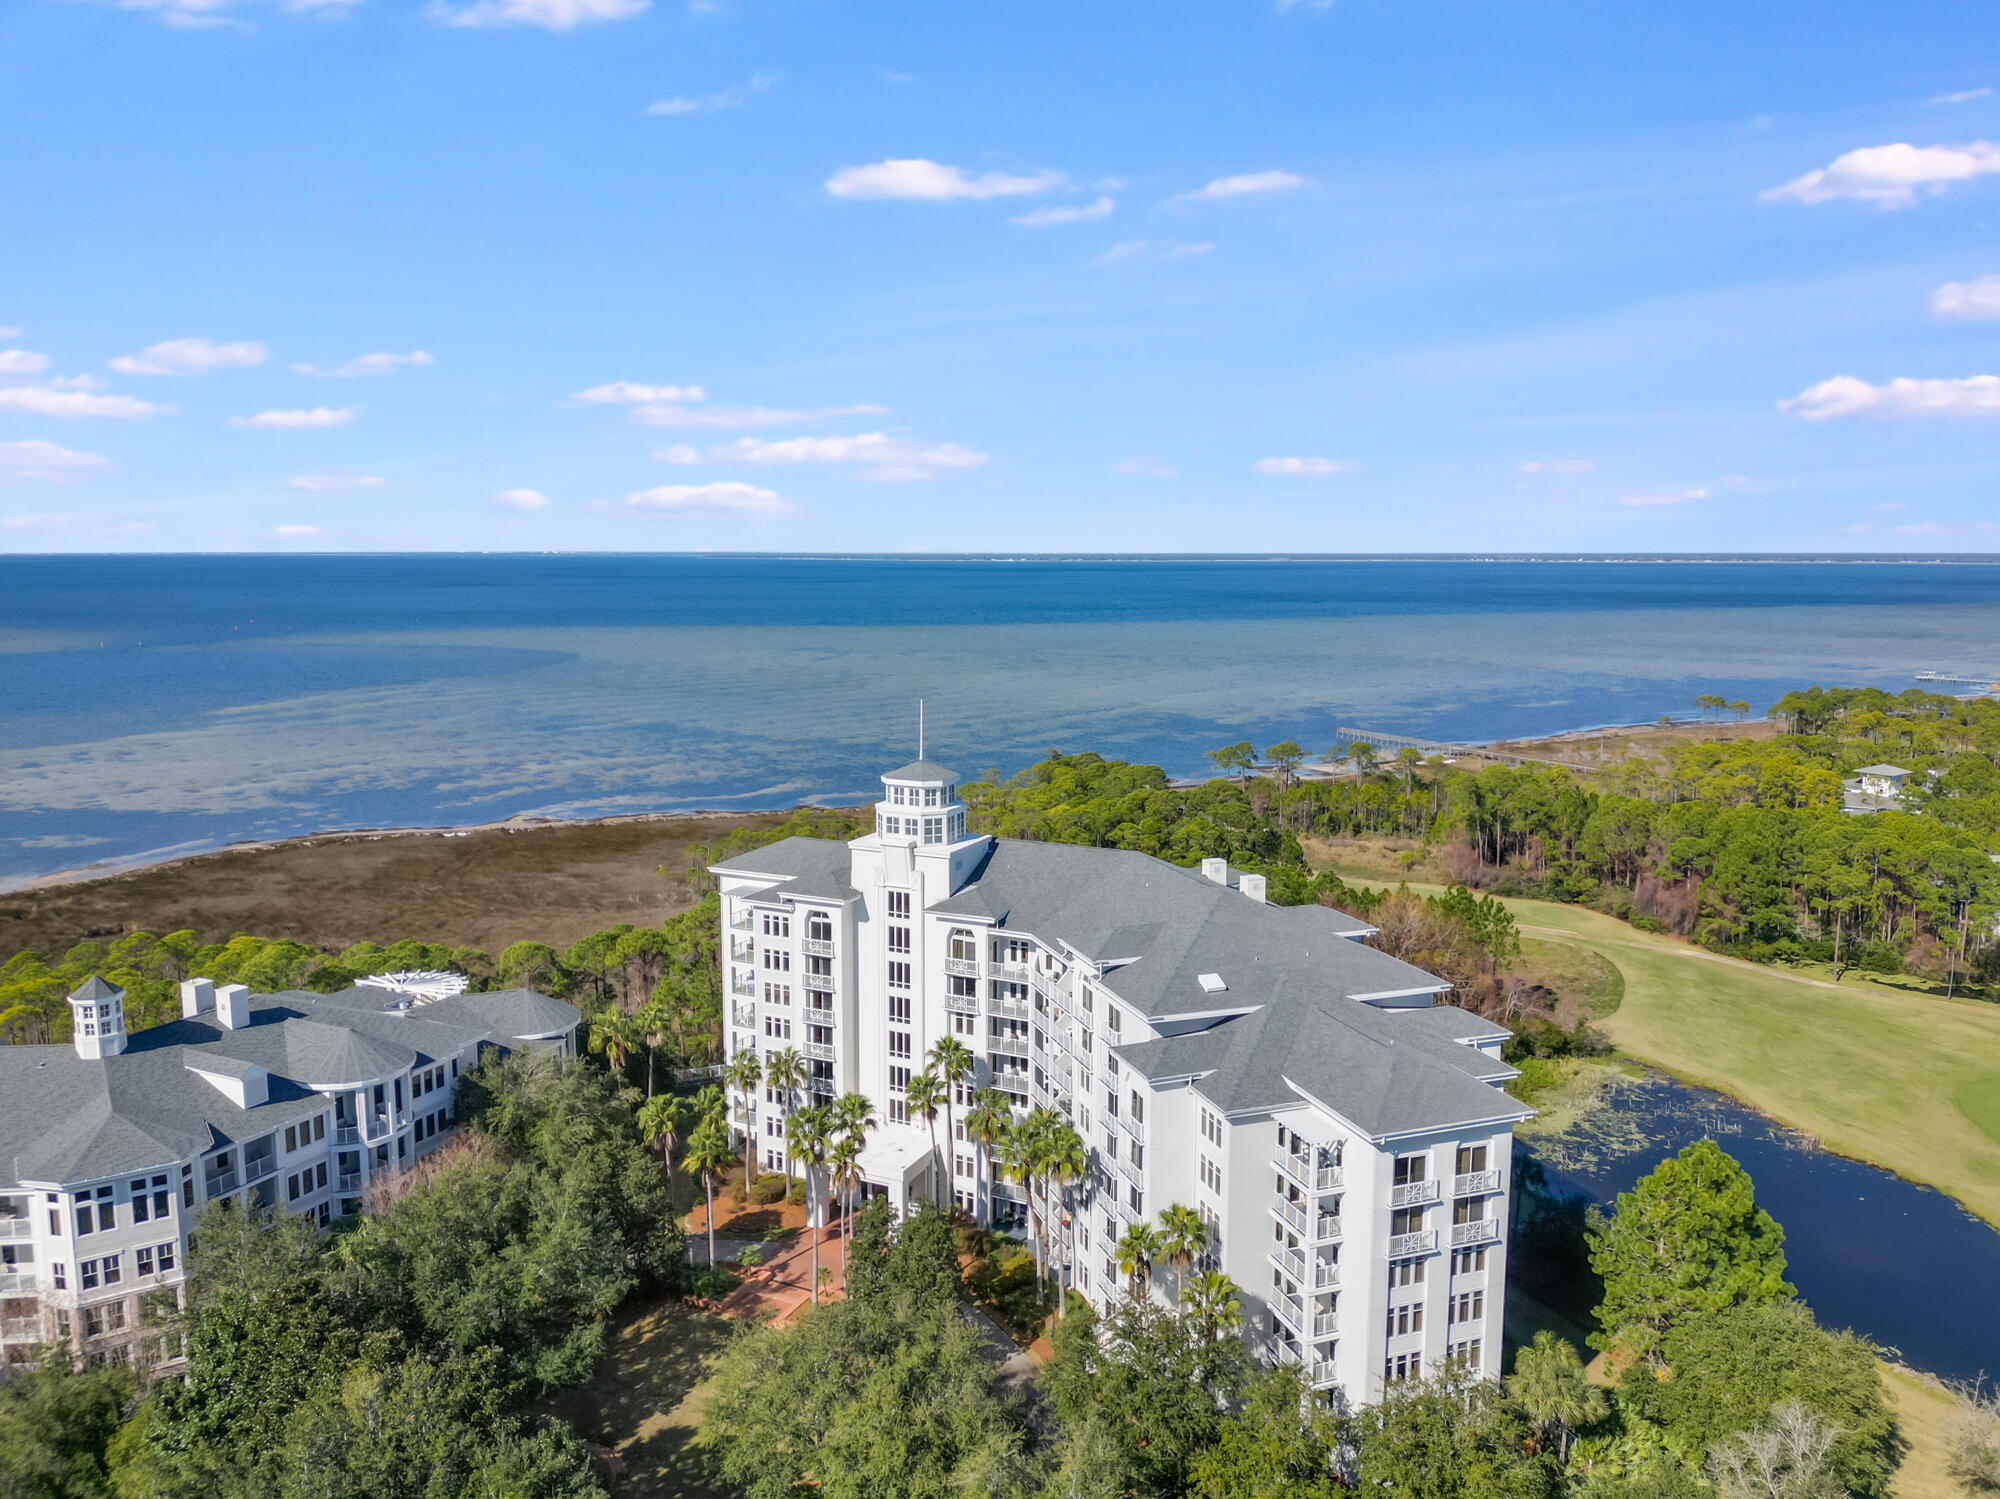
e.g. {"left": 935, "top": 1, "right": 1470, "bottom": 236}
{"left": 1843, "top": 763, "right": 1911, "bottom": 815}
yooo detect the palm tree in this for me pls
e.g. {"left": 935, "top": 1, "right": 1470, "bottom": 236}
{"left": 586, "top": 1004, "right": 643, "bottom": 1082}
{"left": 963, "top": 1089, "right": 1010, "bottom": 1228}
{"left": 1506, "top": 1330, "right": 1608, "bottom": 1463}
{"left": 1155, "top": 1203, "right": 1207, "bottom": 1305}
{"left": 1041, "top": 1123, "right": 1087, "bottom": 1314}
{"left": 721, "top": 1048, "right": 762, "bottom": 1148}
{"left": 1114, "top": 1221, "right": 1161, "bottom": 1301}
{"left": 690, "top": 1083, "right": 727, "bottom": 1133}
{"left": 829, "top": 1134, "right": 864, "bottom": 1274}
{"left": 636, "top": 1094, "right": 691, "bottom": 1175}
{"left": 1182, "top": 1269, "right": 1243, "bottom": 1343}
{"left": 637, "top": 996, "right": 676, "bottom": 1096}
{"left": 762, "top": 1046, "right": 806, "bottom": 1189}
{"left": 682, "top": 1121, "right": 738, "bottom": 1269}
{"left": 1000, "top": 1110, "right": 1054, "bottom": 1291}
{"left": 831, "top": 1091, "right": 876, "bottom": 1259}
{"left": 928, "top": 1035, "right": 975, "bottom": 1203}
{"left": 905, "top": 1066, "right": 949, "bottom": 1205}
{"left": 786, "top": 1104, "right": 834, "bottom": 1304}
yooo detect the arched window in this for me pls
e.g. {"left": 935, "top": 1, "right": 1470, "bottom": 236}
{"left": 808, "top": 914, "right": 832, "bottom": 942}
{"left": 949, "top": 929, "right": 977, "bottom": 962}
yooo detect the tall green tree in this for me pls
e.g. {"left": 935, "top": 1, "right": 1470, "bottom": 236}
{"left": 1588, "top": 1140, "right": 1792, "bottom": 1362}
{"left": 1507, "top": 1330, "right": 1608, "bottom": 1464}
{"left": 0, "top": 1350, "right": 134, "bottom": 1499}
{"left": 682, "top": 1121, "right": 738, "bottom": 1269}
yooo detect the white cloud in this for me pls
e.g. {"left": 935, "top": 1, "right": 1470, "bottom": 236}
{"left": 267, "top": 524, "right": 322, "bottom": 539}
{"left": 575, "top": 380, "right": 706, "bottom": 405}
{"left": 1093, "top": 240, "right": 1148, "bottom": 266}
{"left": 1931, "top": 88, "right": 1992, "bottom": 106}
{"left": 0, "top": 350, "right": 49, "bottom": 376}
{"left": 826, "top": 159, "right": 1063, "bottom": 202}
{"left": 1253, "top": 456, "right": 1354, "bottom": 476}
{"left": 1164, "top": 241, "right": 1215, "bottom": 259}
{"left": 1519, "top": 459, "right": 1595, "bottom": 475}
{"left": 230, "top": 406, "right": 357, "bottom": 428}
{"left": 1180, "top": 170, "right": 1305, "bottom": 202}
{"left": 286, "top": 472, "right": 386, "bottom": 491}
{"left": 655, "top": 444, "right": 702, "bottom": 464}
{"left": 634, "top": 402, "right": 886, "bottom": 429}
{"left": 1781, "top": 373, "right": 2000, "bottom": 419}
{"left": 291, "top": 350, "right": 435, "bottom": 377}
{"left": 1619, "top": 488, "right": 1709, "bottom": 508}
{"left": 0, "top": 386, "right": 170, "bottom": 419}
{"left": 1762, "top": 141, "right": 2000, "bottom": 208}
{"left": 1112, "top": 456, "right": 1176, "bottom": 478}
{"left": 0, "top": 440, "right": 110, "bottom": 484}
{"left": 1011, "top": 196, "right": 1114, "bottom": 227}
{"left": 48, "top": 374, "right": 106, "bottom": 391}
{"left": 623, "top": 481, "right": 795, "bottom": 518}
{"left": 428, "top": 0, "right": 644, "bottom": 25}
{"left": 491, "top": 488, "right": 550, "bottom": 511}
{"left": 1933, "top": 275, "right": 2000, "bottom": 320}
{"left": 711, "top": 432, "right": 987, "bottom": 482}
{"left": 110, "top": 337, "right": 266, "bottom": 376}
{"left": 648, "top": 71, "right": 773, "bottom": 116}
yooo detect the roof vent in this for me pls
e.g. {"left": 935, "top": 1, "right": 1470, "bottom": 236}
{"left": 1198, "top": 972, "right": 1227, "bottom": 994}
{"left": 1239, "top": 873, "right": 1267, "bottom": 904}
{"left": 1201, "top": 858, "right": 1229, "bottom": 885}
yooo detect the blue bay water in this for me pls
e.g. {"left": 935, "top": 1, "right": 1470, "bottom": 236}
{"left": 3, "top": 554, "right": 1999, "bottom": 884}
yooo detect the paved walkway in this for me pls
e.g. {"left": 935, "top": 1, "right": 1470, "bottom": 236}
{"left": 713, "top": 1222, "right": 846, "bottom": 1326}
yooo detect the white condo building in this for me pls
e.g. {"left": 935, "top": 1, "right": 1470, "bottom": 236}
{"left": 713, "top": 757, "right": 1533, "bottom": 1403}
{"left": 0, "top": 976, "right": 578, "bottom": 1370}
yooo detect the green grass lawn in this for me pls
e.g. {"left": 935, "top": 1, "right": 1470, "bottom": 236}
{"left": 1323, "top": 865, "right": 2000, "bottom": 1228}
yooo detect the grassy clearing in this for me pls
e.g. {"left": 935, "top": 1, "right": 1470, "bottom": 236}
{"left": 1514, "top": 935, "right": 1624, "bottom": 1024}
{"left": 1318, "top": 861, "right": 2000, "bottom": 1228}
{"left": 1882, "top": 1364, "right": 1963, "bottom": 1499}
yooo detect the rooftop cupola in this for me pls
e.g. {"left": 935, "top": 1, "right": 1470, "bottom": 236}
{"left": 876, "top": 759, "right": 968, "bottom": 846}
{"left": 67, "top": 975, "right": 128, "bottom": 1060}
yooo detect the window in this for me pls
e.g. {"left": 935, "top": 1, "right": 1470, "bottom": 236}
{"left": 1386, "top": 1301, "right": 1423, "bottom": 1338}
{"left": 952, "top": 1012, "right": 975, "bottom": 1035}
{"left": 763, "top": 982, "right": 792, "bottom": 1005}
{"left": 762, "top": 912, "right": 791, "bottom": 937}
{"left": 75, "top": 1204, "right": 94, "bottom": 1236}
{"left": 808, "top": 1025, "right": 832, "bottom": 1047}
{"left": 890, "top": 1066, "right": 911, "bottom": 1092}
{"left": 888, "top": 891, "right": 911, "bottom": 919}
{"left": 153, "top": 1187, "right": 170, "bottom": 1218}
{"left": 1456, "top": 1143, "right": 1488, "bottom": 1175}
{"left": 888, "top": 925, "right": 911, "bottom": 954}
{"left": 922, "top": 817, "right": 943, "bottom": 843}
{"left": 763, "top": 948, "right": 791, "bottom": 971}
{"left": 1103, "top": 1087, "right": 1119, "bottom": 1118}
{"left": 1128, "top": 1090, "right": 1144, "bottom": 1124}
{"left": 137, "top": 1246, "right": 154, "bottom": 1276}
{"left": 80, "top": 1259, "right": 100, "bottom": 1289}
{"left": 889, "top": 1030, "right": 911, "bottom": 1058}
{"left": 949, "top": 929, "right": 977, "bottom": 961}
{"left": 52, "top": 1263, "right": 67, "bottom": 1289}
{"left": 1393, "top": 1153, "right": 1428, "bottom": 1186}
{"left": 1200, "top": 1156, "right": 1222, "bottom": 1194}
{"left": 1127, "top": 1185, "right": 1144, "bottom": 1215}
{"left": 101, "top": 1253, "right": 121, "bottom": 1286}
{"left": 1201, "top": 1107, "right": 1222, "bottom": 1146}
{"left": 888, "top": 1099, "right": 908, "bottom": 1123}
{"left": 956, "top": 1153, "right": 974, "bottom": 1178}
{"left": 286, "top": 1125, "right": 298, "bottom": 1152}
{"left": 808, "top": 914, "right": 832, "bottom": 941}
{"left": 1390, "top": 1257, "right": 1426, "bottom": 1286}
{"left": 1386, "top": 1352, "right": 1416, "bottom": 1384}
{"left": 1452, "top": 1247, "right": 1488, "bottom": 1275}
{"left": 890, "top": 993, "right": 912, "bottom": 1023}
{"left": 315, "top": 1163, "right": 327, "bottom": 1191}
{"left": 1450, "top": 1290, "right": 1485, "bottom": 1324}
{"left": 1449, "top": 1339, "right": 1483, "bottom": 1369}
{"left": 1390, "top": 1207, "right": 1427, "bottom": 1237}
{"left": 764, "top": 1015, "right": 792, "bottom": 1040}
{"left": 888, "top": 961, "right": 911, "bottom": 991}
{"left": 288, "top": 1173, "right": 302, "bottom": 1202}
{"left": 1452, "top": 1196, "right": 1486, "bottom": 1225}
{"left": 131, "top": 1191, "right": 149, "bottom": 1225}
{"left": 948, "top": 974, "right": 976, "bottom": 998}
{"left": 181, "top": 1179, "right": 193, "bottom": 1209}
{"left": 1105, "top": 1006, "right": 1121, "bottom": 1035}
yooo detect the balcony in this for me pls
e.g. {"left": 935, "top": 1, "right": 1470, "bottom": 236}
{"left": 993, "top": 962, "right": 1030, "bottom": 983}
{"left": 1390, "top": 1179, "right": 1441, "bottom": 1208}
{"left": 988, "top": 1034, "right": 1030, "bottom": 1058}
{"left": 729, "top": 939, "right": 755, "bottom": 963}
{"left": 944, "top": 956, "right": 979, "bottom": 977}
{"left": 1, "top": 1313, "right": 40, "bottom": 1338}
{"left": 1315, "top": 1164, "right": 1345, "bottom": 1193}
{"left": 730, "top": 974, "right": 755, "bottom": 998}
{"left": 1269, "top": 1243, "right": 1306, "bottom": 1281}
{"left": 206, "top": 1171, "right": 238, "bottom": 1198}
{"left": 0, "top": 1218, "right": 30, "bottom": 1241}
{"left": 242, "top": 1157, "right": 277, "bottom": 1187}
{"left": 0, "top": 1270, "right": 35, "bottom": 1297}
{"left": 944, "top": 990, "right": 979, "bottom": 1015}
{"left": 1388, "top": 1229, "right": 1439, "bottom": 1258}
{"left": 806, "top": 1041, "right": 835, "bottom": 1062}
{"left": 1454, "top": 1169, "right": 1501, "bottom": 1197}
{"left": 1117, "top": 1109, "right": 1147, "bottom": 1143}
{"left": 1274, "top": 1148, "right": 1315, "bottom": 1190}
{"left": 1312, "top": 1309, "right": 1340, "bottom": 1339}
{"left": 338, "top": 1172, "right": 361, "bottom": 1192}
{"left": 987, "top": 995, "right": 1030, "bottom": 1022}
{"left": 802, "top": 937, "right": 835, "bottom": 957}
{"left": 1115, "top": 1151, "right": 1143, "bottom": 1186}
{"left": 802, "top": 972, "right": 835, "bottom": 994}
{"left": 732, "top": 1002, "right": 756, "bottom": 1030}
{"left": 1271, "top": 1194, "right": 1306, "bottom": 1233}
{"left": 1313, "top": 1258, "right": 1341, "bottom": 1290}
{"left": 1271, "top": 1290, "right": 1305, "bottom": 1335}
{"left": 1308, "top": 1359, "right": 1339, "bottom": 1389}
{"left": 1314, "top": 1212, "right": 1343, "bottom": 1243}
{"left": 1451, "top": 1218, "right": 1500, "bottom": 1247}
{"left": 335, "top": 1125, "right": 360, "bottom": 1145}
{"left": 728, "top": 909, "right": 754, "bottom": 931}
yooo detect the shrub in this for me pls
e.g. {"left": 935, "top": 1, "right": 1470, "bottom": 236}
{"left": 748, "top": 1173, "right": 787, "bottom": 1205}
{"left": 1630, "top": 915, "right": 1666, "bottom": 934}
{"left": 787, "top": 1180, "right": 806, "bottom": 1205}
{"left": 691, "top": 1268, "right": 741, "bottom": 1299}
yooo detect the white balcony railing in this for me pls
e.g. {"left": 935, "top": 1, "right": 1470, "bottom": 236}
{"left": 1270, "top": 1243, "right": 1306, "bottom": 1281}
{"left": 1454, "top": 1169, "right": 1501, "bottom": 1197}
{"left": 0, "top": 1218, "right": 31, "bottom": 1241}
{"left": 730, "top": 975, "right": 755, "bottom": 998}
{"left": 805, "top": 999, "right": 835, "bottom": 1021}
{"left": 806, "top": 1041, "right": 835, "bottom": 1061}
{"left": 987, "top": 996, "right": 1030, "bottom": 1021}
{"left": 1312, "top": 1309, "right": 1340, "bottom": 1339}
{"left": 802, "top": 972, "right": 835, "bottom": 993}
{"left": 206, "top": 1171, "right": 238, "bottom": 1198}
{"left": 729, "top": 939, "right": 755, "bottom": 963}
{"left": 732, "top": 1002, "right": 756, "bottom": 1030}
{"left": 728, "top": 910, "right": 754, "bottom": 931}
{"left": 335, "top": 1125, "right": 360, "bottom": 1145}
{"left": 0, "top": 1270, "right": 35, "bottom": 1296}
{"left": 1390, "top": 1179, "right": 1441, "bottom": 1208}
{"left": 1272, "top": 1195, "right": 1306, "bottom": 1233}
{"left": 1451, "top": 1217, "right": 1500, "bottom": 1247}
{"left": 801, "top": 937, "right": 835, "bottom": 957}
{"left": 1271, "top": 1291, "right": 1305, "bottom": 1334}
{"left": 1314, "top": 1213, "right": 1343, "bottom": 1243}
{"left": 1308, "top": 1358, "right": 1339, "bottom": 1388}
{"left": 944, "top": 956, "right": 979, "bottom": 977}
{"left": 1275, "top": 1150, "right": 1314, "bottom": 1190}
{"left": 242, "top": 1157, "right": 277, "bottom": 1187}
{"left": 1316, "top": 1164, "right": 1344, "bottom": 1193}
{"left": 988, "top": 1034, "right": 1030, "bottom": 1058}
{"left": 1388, "top": 1229, "right": 1439, "bottom": 1258}
{"left": 1313, "top": 1258, "right": 1341, "bottom": 1290}
{"left": 944, "top": 990, "right": 979, "bottom": 1014}
{"left": 338, "top": 1172, "right": 361, "bottom": 1192}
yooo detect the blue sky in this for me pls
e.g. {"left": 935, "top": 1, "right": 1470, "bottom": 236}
{"left": 3, "top": 0, "right": 1998, "bottom": 553}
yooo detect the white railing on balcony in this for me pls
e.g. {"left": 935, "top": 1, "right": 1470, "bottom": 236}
{"left": 993, "top": 961, "right": 1030, "bottom": 982}
{"left": 944, "top": 956, "right": 979, "bottom": 977}
{"left": 242, "top": 1156, "right": 277, "bottom": 1187}
{"left": 729, "top": 939, "right": 755, "bottom": 962}
{"left": 0, "top": 1218, "right": 31, "bottom": 1241}
{"left": 1454, "top": 1169, "right": 1501, "bottom": 1197}
{"left": 1308, "top": 1359, "right": 1339, "bottom": 1388}
{"left": 730, "top": 974, "right": 755, "bottom": 997}
{"left": 987, "top": 995, "right": 1030, "bottom": 1021}
{"left": 806, "top": 1041, "right": 835, "bottom": 1061}
{"left": 1275, "top": 1149, "right": 1315, "bottom": 1190}
{"left": 1116, "top": 1151, "right": 1143, "bottom": 1185}
{"left": 1271, "top": 1195, "right": 1306, "bottom": 1232}
{"left": 1388, "top": 1228, "right": 1439, "bottom": 1257}
{"left": 988, "top": 1034, "right": 1029, "bottom": 1058}
{"left": 732, "top": 1002, "right": 755, "bottom": 1030}
{"left": 944, "top": 991, "right": 979, "bottom": 1014}
{"left": 1390, "top": 1179, "right": 1441, "bottom": 1208}
{"left": 1314, "top": 1258, "right": 1341, "bottom": 1290}
{"left": 1312, "top": 1309, "right": 1340, "bottom": 1339}
{"left": 1315, "top": 1213, "right": 1343, "bottom": 1243}
{"left": 1118, "top": 1109, "right": 1147, "bottom": 1143}
{"left": 802, "top": 971, "right": 834, "bottom": 993}
{"left": 1316, "top": 1164, "right": 1344, "bottom": 1193}
{"left": 1451, "top": 1218, "right": 1500, "bottom": 1247}
{"left": 1271, "top": 1291, "right": 1305, "bottom": 1334}
{"left": 1270, "top": 1243, "right": 1306, "bottom": 1281}
{"left": 206, "top": 1171, "right": 238, "bottom": 1198}
{"left": 338, "top": 1172, "right": 361, "bottom": 1192}
{"left": 0, "top": 1270, "right": 35, "bottom": 1297}
{"left": 1, "top": 1313, "right": 41, "bottom": 1337}
{"left": 805, "top": 996, "right": 835, "bottom": 1018}
{"left": 801, "top": 937, "right": 834, "bottom": 957}
{"left": 728, "top": 910, "right": 753, "bottom": 931}
{"left": 335, "top": 1125, "right": 360, "bottom": 1145}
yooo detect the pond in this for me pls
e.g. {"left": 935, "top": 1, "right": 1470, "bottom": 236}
{"left": 1524, "top": 1069, "right": 2000, "bottom": 1384}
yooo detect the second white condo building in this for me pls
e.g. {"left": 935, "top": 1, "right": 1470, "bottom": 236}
{"left": 713, "top": 757, "right": 1531, "bottom": 1404}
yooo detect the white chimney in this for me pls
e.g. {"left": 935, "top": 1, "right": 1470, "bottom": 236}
{"left": 180, "top": 977, "right": 215, "bottom": 1018}
{"left": 1239, "top": 873, "right": 1267, "bottom": 904}
{"left": 1201, "top": 857, "right": 1229, "bottom": 885}
{"left": 216, "top": 983, "right": 251, "bottom": 1030}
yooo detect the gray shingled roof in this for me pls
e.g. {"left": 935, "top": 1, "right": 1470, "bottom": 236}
{"left": 711, "top": 836, "right": 861, "bottom": 903}
{"left": 70, "top": 975, "right": 125, "bottom": 1002}
{"left": 883, "top": 759, "right": 958, "bottom": 783}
